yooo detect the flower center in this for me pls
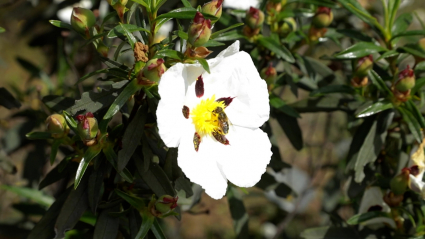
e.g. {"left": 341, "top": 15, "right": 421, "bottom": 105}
{"left": 191, "top": 95, "right": 226, "bottom": 137}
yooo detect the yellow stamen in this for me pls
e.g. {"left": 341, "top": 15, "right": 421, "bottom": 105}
{"left": 191, "top": 95, "right": 225, "bottom": 137}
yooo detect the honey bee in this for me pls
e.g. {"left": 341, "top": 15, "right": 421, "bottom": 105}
{"left": 212, "top": 107, "right": 229, "bottom": 135}
{"left": 193, "top": 132, "right": 201, "bottom": 152}
{"left": 212, "top": 131, "right": 229, "bottom": 145}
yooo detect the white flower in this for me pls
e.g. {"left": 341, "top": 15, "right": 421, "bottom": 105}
{"left": 358, "top": 187, "right": 396, "bottom": 230}
{"left": 223, "top": 0, "right": 260, "bottom": 10}
{"left": 408, "top": 141, "right": 425, "bottom": 198}
{"left": 157, "top": 41, "right": 272, "bottom": 199}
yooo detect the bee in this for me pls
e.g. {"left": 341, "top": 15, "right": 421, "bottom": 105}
{"left": 193, "top": 132, "right": 201, "bottom": 152}
{"left": 212, "top": 131, "right": 229, "bottom": 145}
{"left": 212, "top": 107, "right": 229, "bottom": 135}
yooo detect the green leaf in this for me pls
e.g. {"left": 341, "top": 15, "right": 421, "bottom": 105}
{"left": 227, "top": 186, "right": 249, "bottom": 238}
{"left": 55, "top": 180, "right": 90, "bottom": 239}
{"left": 399, "top": 43, "right": 425, "bottom": 59}
{"left": 337, "top": 0, "right": 383, "bottom": 33}
{"left": 335, "top": 29, "right": 373, "bottom": 42}
{"left": 210, "top": 30, "right": 245, "bottom": 42}
{"left": 93, "top": 206, "right": 120, "bottom": 239}
{"left": 103, "top": 147, "right": 134, "bottom": 182}
{"left": 274, "top": 111, "right": 303, "bottom": 150}
{"left": 155, "top": 7, "right": 218, "bottom": 22}
{"left": 300, "top": 226, "right": 360, "bottom": 239}
{"left": 26, "top": 131, "right": 52, "bottom": 140}
{"left": 139, "top": 163, "right": 176, "bottom": 197}
{"left": 49, "top": 20, "right": 73, "bottom": 30}
{"left": 100, "top": 56, "right": 130, "bottom": 70}
{"left": 0, "top": 27, "right": 5, "bottom": 33}
{"left": 375, "top": 49, "right": 399, "bottom": 61}
{"left": 88, "top": 165, "right": 106, "bottom": 213}
{"left": 104, "top": 80, "right": 142, "bottom": 119}
{"left": 391, "top": 12, "right": 413, "bottom": 41}
{"left": 355, "top": 100, "right": 393, "bottom": 118}
{"left": 310, "top": 85, "right": 355, "bottom": 96}
{"left": 368, "top": 70, "right": 392, "bottom": 95}
{"left": 42, "top": 95, "right": 74, "bottom": 113}
{"left": 181, "top": 0, "right": 192, "bottom": 8}
{"left": 130, "top": 0, "right": 150, "bottom": 11}
{"left": 398, "top": 106, "right": 423, "bottom": 143}
{"left": 75, "top": 145, "right": 102, "bottom": 189}
{"left": 346, "top": 111, "right": 394, "bottom": 183}
{"left": 154, "top": 49, "right": 184, "bottom": 60}
{"left": 257, "top": 36, "right": 295, "bottom": 63}
{"left": 210, "top": 23, "right": 244, "bottom": 39}
{"left": 107, "top": 24, "right": 150, "bottom": 38}
{"left": 50, "top": 139, "right": 61, "bottom": 165}
{"left": 136, "top": 212, "right": 155, "bottom": 239}
{"left": 0, "top": 185, "right": 54, "bottom": 207}
{"left": 77, "top": 68, "right": 128, "bottom": 84}
{"left": 347, "top": 211, "right": 390, "bottom": 225}
{"left": 151, "top": 219, "right": 167, "bottom": 239}
{"left": 174, "top": 176, "right": 193, "bottom": 198}
{"left": 117, "top": 104, "right": 148, "bottom": 171}
{"left": 71, "top": 81, "right": 128, "bottom": 115}
{"left": 62, "top": 111, "right": 78, "bottom": 133}
{"left": 269, "top": 94, "right": 300, "bottom": 118}
{"left": 121, "top": 25, "right": 138, "bottom": 49}
{"left": 411, "top": 77, "right": 425, "bottom": 95}
{"left": 391, "top": 30, "right": 425, "bottom": 41}
{"left": 405, "top": 100, "right": 425, "bottom": 129}
{"left": 27, "top": 188, "right": 71, "bottom": 239}
{"left": 39, "top": 159, "right": 78, "bottom": 190}
{"left": 115, "top": 189, "right": 145, "bottom": 211}
{"left": 0, "top": 87, "right": 21, "bottom": 109}
{"left": 197, "top": 58, "right": 210, "bottom": 73}
{"left": 203, "top": 40, "right": 225, "bottom": 47}
{"left": 333, "top": 42, "right": 387, "bottom": 59}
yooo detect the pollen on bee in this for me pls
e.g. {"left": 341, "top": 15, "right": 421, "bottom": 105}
{"left": 191, "top": 95, "right": 225, "bottom": 137}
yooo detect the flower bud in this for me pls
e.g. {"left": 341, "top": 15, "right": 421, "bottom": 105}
{"left": 142, "top": 58, "right": 166, "bottom": 83}
{"left": 71, "top": 7, "right": 96, "bottom": 38}
{"left": 419, "top": 38, "right": 425, "bottom": 51}
{"left": 46, "top": 114, "right": 69, "bottom": 139}
{"left": 260, "top": 65, "right": 277, "bottom": 87}
{"left": 383, "top": 191, "right": 404, "bottom": 207}
{"left": 96, "top": 41, "right": 109, "bottom": 57}
{"left": 76, "top": 112, "right": 98, "bottom": 145}
{"left": 351, "top": 76, "right": 368, "bottom": 88}
{"left": 188, "top": 12, "right": 212, "bottom": 47}
{"left": 202, "top": 0, "right": 223, "bottom": 23}
{"left": 308, "top": 26, "right": 327, "bottom": 42}
{"left": 355, "top": 55, "right": 373, "bottom": 77}
{"left": 266, "top": 1, "right": 282, "bottom": 15}
{"left": 395, "top": 65, "right": 415, "bottom": 92}
{"left": 107, "top": 0, "right": 127, "bottom": 22}
{"left": 246, "top": 7, "right": 265, "bottom": 30}
{"left": 277, "top": 18, "right": 297, "bottom": 37}
{"left": 154, "top": 195, "right": 178, "bottom": 215}
{"left": 185, "top": 46, "right": 213, "bottom": 59}
{"left": 390, "top": 168, "right": 410, "bottom": 195}
{"left": 312, "top": 7, "right": 333, "bottom": 28}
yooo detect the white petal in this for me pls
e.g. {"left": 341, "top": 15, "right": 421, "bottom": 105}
{"left": 409, "top": 174, "right": 425, "bottom": 193}
{"left": 216, "top": 126, "right": 272, "bottom": 187}
{"left": 177, "top": 124, "right": 228, "bottom": 200}
{"left": 358, "top": 187, "right": 390, "bottom": 214}
{"left": 200, "top": 51, "right": 270, "bottom": 129}
{"left": 157, "top": 63, "right": 192, "bottom": 147}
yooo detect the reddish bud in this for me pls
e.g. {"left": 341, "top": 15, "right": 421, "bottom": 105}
{"left": 395, "top": 65, "right": 415, "bottom": 92}
{"left": 312, "top": 6, "right": 333, "bottom": 28}
{"left": 246, "top": 7, "right": 264, "bottom": 29}
{"left": 188, "top": 12, "right": 212, "bottom": 47}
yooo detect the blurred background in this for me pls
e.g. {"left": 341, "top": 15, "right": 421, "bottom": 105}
{"left": 1, "top": 0, "right": 425, "bottom": 238}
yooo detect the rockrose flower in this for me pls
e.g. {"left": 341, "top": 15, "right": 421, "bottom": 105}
{"left": 157, "top": 41, "right": 272, "bottom": 199}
